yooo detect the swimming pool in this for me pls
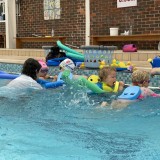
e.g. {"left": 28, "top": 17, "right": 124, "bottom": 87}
{"left": 0, "top": 77, "right": 160, "bottom": 160}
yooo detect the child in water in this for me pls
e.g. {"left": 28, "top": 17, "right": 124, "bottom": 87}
{"left": 59, "top": 58, "right": 75, "bottom": 73}
{"left": 98, "top": 66, "right": 124, "bottom": 92}
{"left": 101, "top": 70, "right": 160, "bottom": 108}
{"left": 38, "top": 59, "right": 57, "bottom": 81}
{"left": 58, "top": 58, "right": 87, "bottom": 80}
{"left": 131, "top": 70, "right": 160, "bottom": 99}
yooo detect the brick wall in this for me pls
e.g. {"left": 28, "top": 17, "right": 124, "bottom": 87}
{"left": 90, "top": 0, "right": 160, "bottom": 49}
{"left": 17, "top": 0, "right": 85, "bottom": 48}
{"left": 0, "top": 0, "right": 160, "bottom": 49}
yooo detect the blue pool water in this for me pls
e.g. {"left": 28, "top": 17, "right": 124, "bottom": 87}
{"left": 0, "top": 79, "right": 160, "bottom": 160}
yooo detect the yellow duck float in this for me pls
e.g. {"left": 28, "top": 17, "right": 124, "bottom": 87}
{"left": 88, "top": 75, "right": 100, "bottom": 83}
{"left": 80, "top": 62, "right": 85, "bottom": 69}
{"left": 99, "top": 61, "right": 107, "bottom": 69}
{"left": 111, "top": 59, "right": 127, "bottom": 68}
{"left": 98, "top": 59, "right": 136, "bottom": 71}
{"left": 111, "top": 59, "right": 119, "bottom": 67}
{"left": 110, "top": 59, "right": 136, "bottom": 71}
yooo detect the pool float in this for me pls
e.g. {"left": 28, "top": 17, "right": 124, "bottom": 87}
{"left": 37, "top": 71, "right": 73, "bottom": 89}
{"left": 0, "top": 71, "right": 19, "bottom": 79}
{"left": 57, "top": 71, "right": 73, "bottom": 82}
{"left": 111, "top": 59, "right": 128, "bottom": 71}
{"left": 78, "top": 76, "right": 105, "bottom": 93}
{"left": 75, "top": 62, "right": 83, "bottom": 67}
{"left": 148, "top": 56, "right": 160, "bottom": 68}
{"left": 79, "top": 62, "right": 85, "bottom": 69}
{"left": 118, "top": 86, "right": 160, "bottom": 100}
{"left": 87, "top": 74, "right": 119, "bottom": 93}
{"left": 47, "top": 57, "right": 83, "bottom": 66}
{"left": 0, "top": 70, "right": 68, "bottom": 89}
{"left": 0, "top": 70, "right": 69, "bottom": 89}
{"left": 111, "top": 59, "right": 137, "bottom": 72}
{"left": 99, "top": 61, "right": 107, "bottom": 69}
{"left": 61, "top": 71, "right": 120, "bottom": 94}
{"left": 88, "top": 75, "right": 100, "bottom": 83}
{"left": 59, "top": 71, "right": 105, "bottom": 93}
{"left": 47, "top": 57, "right": 66, "bottom": 66}
{"left": 118, "top": 86, "right": 141, "bottom": 100}
{"left": 96, "top": 81, "right": 119, "bottom": 93}
{"left": 66, "top": 52, "right": 84, "bottom": 61}
{"left": 46, "top": 41, "right": 84, "bottom": 66}
{"left": 40, "top": 59, "right": 74, "bottom": 88}
{"left": 57, "top": 41, "right": 84, "bottom": 60}
{"left": 37, "top": 78, "right": 64, "bottom": 89}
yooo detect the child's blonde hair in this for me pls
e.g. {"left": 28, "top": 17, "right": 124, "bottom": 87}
{"left": 132, "top": 70, "right": 149, "bottom": 85}
{"left": 98, "top": 66, "right": 116, "bottom": 82}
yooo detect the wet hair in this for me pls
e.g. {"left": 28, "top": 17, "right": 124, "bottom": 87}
{"left": 98, "top": 66, "right": 116, "bottom": 82}
{"left": 132, "top": 70, "right": 149, "bottom": 84}
{"left": 21, "top": 58, "right": 41, "bottom": 80}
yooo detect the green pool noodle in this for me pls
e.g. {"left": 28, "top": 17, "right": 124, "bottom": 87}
{"left": 61, "top": 70, "right": 78, "bottom": 86}
{"left": 62, "top": 70, "right": 105, "bottom": 93}
{"left": 61, "top": 70, "right": 73, "bottom": 83}
{"left": 78, "top": 76, "right": 105, "bottom": 94}
{"left": 57, "top": 40, "right": 83, "bottom": 56}
{"left": 66, "top": 52, "right": 84, "bottom": 61}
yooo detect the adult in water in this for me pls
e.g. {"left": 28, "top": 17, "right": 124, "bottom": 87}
{"left": 7, "top": 58, "right": 43, "bottom": 90}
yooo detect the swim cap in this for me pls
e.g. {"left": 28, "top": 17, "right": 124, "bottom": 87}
{"left": 59, "top": 58, "right": 75, "bottom": 72}
{"left": 38, "top": 59, "right": 49, "bottom": 69}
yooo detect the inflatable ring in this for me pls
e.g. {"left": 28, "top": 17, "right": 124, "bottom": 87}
{"left": 102, "top": 81, "right": 119, "bottom": 93}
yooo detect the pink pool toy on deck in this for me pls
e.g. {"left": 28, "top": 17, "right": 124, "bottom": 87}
{"left": 122, "top": 44, "right": 137, "bottom": 52}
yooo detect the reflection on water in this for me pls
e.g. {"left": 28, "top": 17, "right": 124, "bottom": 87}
{"left": 0, "top": 81, "right": 160, "bottom": 159}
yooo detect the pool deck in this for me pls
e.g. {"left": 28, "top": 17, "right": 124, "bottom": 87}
{"left": 0, "top": 48, "right": 158, "bottom": 71}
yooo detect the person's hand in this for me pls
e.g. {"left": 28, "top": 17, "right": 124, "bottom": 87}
{"left": 100, "top": 101, "right": 109, "bottom": 107}
{"left": 45, "top": 75, "right": 58, "bottom": 81}
{"left": 52, "top": 75, "right": 58, "bottom": 81}
{"left": 118, "top": 81, "right": 125, "bottom": 91}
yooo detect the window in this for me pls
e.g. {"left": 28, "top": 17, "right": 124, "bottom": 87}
{"left": 16, "top": 0, "right": 21, "bottom": 16}
{"left": 44, "top": 0, "right": 60, "bottom": 20}
{"left": 0, "top": 0, "right": 5, "bottom": 21}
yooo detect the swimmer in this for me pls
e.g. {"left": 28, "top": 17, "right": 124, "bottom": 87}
{"left": 7, "top": 58, "right": 43, "bottom": 90}
{"left": 131, "top": 70, "right": 160, "bottom": 99}
{"left": 38, "top": 59, "right": 57, "bottom": 81}
{"left": 101, "top": 70, "right": 160, "bottom": 109}
{"left": 98, "top": 66, "right": 124, "bottom": 92}
{"left": 58, "top": 58, "right": 87, "bottom": 80}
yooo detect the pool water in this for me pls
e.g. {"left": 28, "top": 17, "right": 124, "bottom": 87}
{"left": 0, "top": 79, "right": 160, "bottom": 160}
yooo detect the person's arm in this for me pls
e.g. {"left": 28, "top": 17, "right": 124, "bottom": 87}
{"left": 147, "top": 88, "right": 160, "bottom": 97}
{"left": 141, "top": 87, "right": 160, "bottom": 97}
{"left": 150, "top": 68, "right": 160, "bottom": 76}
